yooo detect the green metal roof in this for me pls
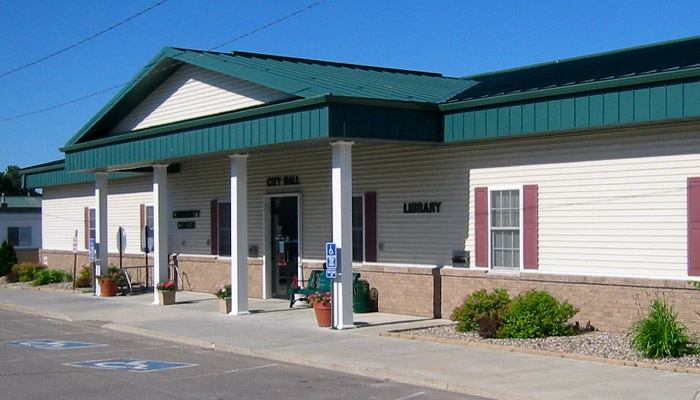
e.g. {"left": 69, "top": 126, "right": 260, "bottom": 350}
{"left": 1, "top": 196, "right": 41, "bottom": 208}
{"left": 20, "top": 160, "right": 146, "bottom": 188}
{"left": 65, "top": 47, "right": 470, "bottom": 148}
{"left": 448, "top": 36, "right": 700, "bottom": 102}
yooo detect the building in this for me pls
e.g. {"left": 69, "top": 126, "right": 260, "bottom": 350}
{"left": 21, "top": 36, "right": 700, "bottom": 331}
{"left": 0, "top": 195, "right": 41, "bottom": 263}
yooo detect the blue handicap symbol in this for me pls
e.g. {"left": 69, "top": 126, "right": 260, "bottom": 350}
{"left": 6, "top": 340, "right": 106, "bottom": 350}
{"left": 64, "top": 358, "right": 196, "bottom": 372}
{"left": 326, "top": 243, "right": 336, "bottom": 257}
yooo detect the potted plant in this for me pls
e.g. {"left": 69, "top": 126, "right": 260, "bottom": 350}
{"left": 96, "top": 266, "right": 124, "bottom": 297}
{"left": 308, "top": 291, "right": 332, "bottom": 327}
{"left": 214, "top": 283, "right": 232, "bottom": 314}
{"left": 156, "top": 280, "right": 177, "bottom": 305}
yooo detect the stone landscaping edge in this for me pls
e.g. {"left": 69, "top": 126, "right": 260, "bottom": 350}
{"left": 380, "top": 329, "right": 700, "bottom": 375}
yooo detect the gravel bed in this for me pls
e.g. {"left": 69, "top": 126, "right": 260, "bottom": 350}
{"left": 404, "top": 324, "right": 700, "bottom": 371}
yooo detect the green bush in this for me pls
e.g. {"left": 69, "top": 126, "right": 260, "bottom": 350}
{"left": 451, "top": 289, "right": 511, "bottom": 332}
{"left": 75, "top": 266, "right": 93, "bottom": 288}
{"left": 630, "top": 298, "right": 698, "bottom": 359}
{"left": 33, "top": 269, "right": 71, "bottom": 286}
{"left": 13, "top": 263, "right": 46, "bottom": 282}
{"left": 499, "top": 289, "right": 578, "bottom": 339}
{"left": 0, "top": 240, "right": 18, "bottom": 277}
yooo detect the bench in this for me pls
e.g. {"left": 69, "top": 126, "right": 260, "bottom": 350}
{"left": 288, "top": 270, "right": 361, "bottom": 307}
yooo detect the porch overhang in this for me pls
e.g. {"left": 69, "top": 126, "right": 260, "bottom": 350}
{"left": 60, "top": 95, "right": 441, "bottom": 173}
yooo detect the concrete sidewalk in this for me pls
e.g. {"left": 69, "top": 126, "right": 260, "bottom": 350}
{"left": 1, "top": 288, "right": 698, "bottom": 400}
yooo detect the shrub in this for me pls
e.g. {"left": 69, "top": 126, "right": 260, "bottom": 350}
{"left": 12, "top": 263, "right": 46, "bottom": 283}
{"left": 75, "top": 266, "right": 93, "bottom": 288}
{"left": 33, "top": 269, "right": 71, "bottom": 286}
{"left": 451, "top": 289, "right": 511, "bottom": 332}
{"left": 0, "top": 240, "right": 18, "bottom": 277}
{"left": 498, "top": 289, "right": 578, "bottom": 339}
{"left": 629, "top": 297, "right": 698, "bottom": 359}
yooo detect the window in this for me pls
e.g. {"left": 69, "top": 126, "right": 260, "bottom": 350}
{"left": 490, "top": 189, "right": 520, "bottom": 269}
{"left": 218, "top": 202, "right": 231, "bottom": 256}
{"left": 352, "top": 195, "right": 364, "bottom": 262}
{"left": 7, "top": 227, "right": 31, "bottom": 247}
{"left": 89, "top": 208, "right": 96, "bottom": 247}
{"left": 145, "top": 205, "right": 154, "bottom": 252}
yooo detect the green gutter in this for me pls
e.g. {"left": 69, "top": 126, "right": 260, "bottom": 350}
{"left": 440, "top": 67, "right": 700, "bottom": 111}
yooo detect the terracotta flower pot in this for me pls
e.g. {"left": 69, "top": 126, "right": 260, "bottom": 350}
{"left": 158, "top": 290, "right": 176, "bottom": 305}
{"left": 219, "top": 297, "right": 232, "bottom": 314}
{"left": 99, "top": 279, "right": 118, "bottom": 297}
{"left": 313, "top": 301, "right": 332, "bottom": 327}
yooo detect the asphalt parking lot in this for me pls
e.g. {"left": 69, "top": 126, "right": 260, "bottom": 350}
{"left": 0, "top": 309, "right": 487, "bottom": 400}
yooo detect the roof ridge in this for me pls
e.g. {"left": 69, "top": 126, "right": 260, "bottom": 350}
{"left": 460, "top": 35, "right": 700, "bottom": 80}
{"left": 173, "top": 47, "right": 456, "bottom": 79}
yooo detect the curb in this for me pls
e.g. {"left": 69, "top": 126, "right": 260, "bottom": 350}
{"left": 100, "top": 322, "right": 547, "bottom": 400}
{"left": 0, "top": 303, "right": 72, "bottom": 322}
{"left": 381, "top": 330, "right": 700, "bottom": 376}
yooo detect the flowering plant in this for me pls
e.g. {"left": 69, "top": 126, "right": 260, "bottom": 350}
{"left": 156, "top": 280, "right": 177, "bottom": 291}
{"left": 307, "top": 291, "right": 331, "bottom": 306}
{"left": 96, "top": 266, "right": 125, "bottom": 286}
{"left": 214, "top": 283, "right": 231, "bottom": 299}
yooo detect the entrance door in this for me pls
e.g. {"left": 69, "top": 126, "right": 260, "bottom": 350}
{"left": 270, "top": 196, "right": 299, "bottom": 298}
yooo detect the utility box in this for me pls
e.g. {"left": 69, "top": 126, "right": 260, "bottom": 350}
{"left": 452, "top": 250, "right": 469, "bottom": 268}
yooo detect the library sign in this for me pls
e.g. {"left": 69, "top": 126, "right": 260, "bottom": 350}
{"left": 403, "top": 201, "right": 442, "bottom": 214}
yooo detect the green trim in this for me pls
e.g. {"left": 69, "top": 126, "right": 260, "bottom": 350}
{"left": 444, "top": 78, "right": 700, "bottom": 142}
{"left": 62, "top": 96, "right": 329, "bottom": 152}
{"left": 62, "top": 97, "right": 442, "bottom": 172}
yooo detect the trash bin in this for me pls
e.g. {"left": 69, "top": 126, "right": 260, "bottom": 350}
{"left": 353, "top": 280, "right": 372, "bottom": 313}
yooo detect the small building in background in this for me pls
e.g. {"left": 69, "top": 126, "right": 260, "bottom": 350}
{"left": 0, "top": 194, "right": 42, "bottom": 263}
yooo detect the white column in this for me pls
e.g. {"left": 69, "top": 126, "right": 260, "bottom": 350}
{"left": 230, "top": 154, "right": 249, "bottom": 315}
{"left": 94, "top": 172, "right": 108, "bottom": 296}
{"left": 331, "top": 141, "right": 354, "bottom": 329}
{"left": 152, "top": 165, "right": 169, "bottom": 305}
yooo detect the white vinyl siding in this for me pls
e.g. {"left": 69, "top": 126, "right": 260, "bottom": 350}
{"left": 111, "top": 64, "right": 294, "bottom": 133}
{"left": 42, "top": 178, "right": 152, "bottom": 254}
{"left": 163, "top": 142, "right": 469, "bottom": 266}
{"left": 466, "top": 128, "right": 700, "bottom": 279}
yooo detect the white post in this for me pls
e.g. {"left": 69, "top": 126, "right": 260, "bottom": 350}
{"left": 94, "top": 172, "right": 108, "bottom": 295}
{"left": 152, "top": 165, "right": 169, "bottom": 305}
{"left": 230, "top": 154, "right": 249, "bottom": 315}
{"left": 331, "top": 141, "right": 354, "bottom": 329}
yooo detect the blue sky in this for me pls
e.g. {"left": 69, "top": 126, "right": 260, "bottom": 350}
{"left": 1, "top": 0, "right": 699, "bottom": 170}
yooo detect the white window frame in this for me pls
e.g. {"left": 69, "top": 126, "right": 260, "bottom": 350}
{"left": 87, "top": 208, "right": 96, "bottom": 250}
{"left": 145, "top": 204, "right": 155, "bottom": 253}
{"left": 7, "top": 226, "right": 31, "bottom": 247}
{"left": 487, "top": 185, "right": 524, "bottom": 271}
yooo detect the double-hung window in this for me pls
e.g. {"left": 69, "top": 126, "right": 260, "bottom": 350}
{"left": 7, "top": 227, "right": 31, "bottom": 247}
{"left": 490, "top": 189, "right": 520, "bottom": 269}
{"left": 88, "top": 208, "right": 96, "bottom": 248}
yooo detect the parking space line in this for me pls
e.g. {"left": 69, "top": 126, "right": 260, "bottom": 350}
{"left": 162, "top": 363, "right": 278, "bottom": 382}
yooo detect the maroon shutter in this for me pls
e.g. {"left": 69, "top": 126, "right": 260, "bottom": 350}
{"left": 688, "top": 178, "right": 700, "bottom": 276}
{"left": 475, "top": 187, "right": 488, "bottom": 267}
{"left": 523, "top": 185, "right": 539, "bottom": 270}
{"left": 84, "top": 207, "right": 90, "bottom": 249}
{"left": 211, "top": 200, "right": 219, "bottom": 255}
{"left": 364, "top": 192, "right": 377, "bottom": 262}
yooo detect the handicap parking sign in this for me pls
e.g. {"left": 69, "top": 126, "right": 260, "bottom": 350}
{"left": 65, "top": 358, "right": 196, "bottom": 372}
{"left": 6, "top": 340, "right": 107, "bottom": 350}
